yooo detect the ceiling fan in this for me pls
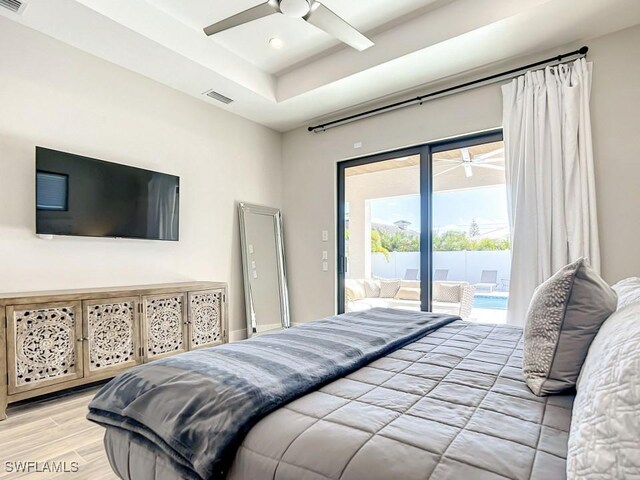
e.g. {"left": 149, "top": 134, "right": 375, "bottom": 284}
{"left": 203, "top": 0, "right": 375, "bottom": 52}
{"left": 434, "top": 147, "right": 505, "bottom": 178}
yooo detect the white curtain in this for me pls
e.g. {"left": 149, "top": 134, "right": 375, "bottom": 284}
{"left": 502, "top": 58, "right": 600, "bottom": 326}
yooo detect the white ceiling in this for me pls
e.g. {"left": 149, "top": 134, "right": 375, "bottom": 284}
{"left": 3, "top": 0, "right": 640, "bottom": 131}
{"left": 147, "top": 0, "right": 443, "bottom": 74}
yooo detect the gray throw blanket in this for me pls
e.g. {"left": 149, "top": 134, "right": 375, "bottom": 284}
{"left": 87, "top": 308, "right": 458, "bottom": 479}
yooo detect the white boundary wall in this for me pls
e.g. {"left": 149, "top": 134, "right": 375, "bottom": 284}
{"left": 371, "top": 250, "right": 511, "bottom": 287}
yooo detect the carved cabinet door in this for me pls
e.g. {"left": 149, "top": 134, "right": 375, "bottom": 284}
{"left": 83, "top": 297, "right": 142, "bottom": 379}
{"left": 141, "top": 293, "right": 188, "bottom": 362}
{"left": 6, "top": 302, "right": 84, "bottom": 395}
{"left": 187, "top": 289, "right": 227, "bottom": 350}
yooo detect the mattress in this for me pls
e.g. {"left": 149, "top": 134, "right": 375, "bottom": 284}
{"left": 102, "top": 320, "right": 574, "bottom": 480}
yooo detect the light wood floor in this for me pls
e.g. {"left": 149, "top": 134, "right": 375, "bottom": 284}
{"left": 0, "top": 386, "right": 117, "bottom": 480}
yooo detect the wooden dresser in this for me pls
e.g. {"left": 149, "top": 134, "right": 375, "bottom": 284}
{"left": 0, "top": 281, "right": 228, "bottom": 420}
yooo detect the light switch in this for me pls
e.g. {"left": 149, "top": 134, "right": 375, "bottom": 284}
{"left": 322, "top": 230, "right": 328, "bottom": 242}
{"left": 253, "top": 270, "right": 258, "bottom": 279}
{"left": 322, "top": 261, "right": 328, "bottom": 271}
{"left": 251, "top": 260, "right": 256, "bottom": 269}
{"left": 322, "top": 250, "right": 328, "bottom": 260}
{"left": 248, "top": 244, "right": 254, "bottom": 254}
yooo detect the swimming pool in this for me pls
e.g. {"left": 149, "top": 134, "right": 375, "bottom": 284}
{"left": 473, "top": 295, "right": 509, "bottom": 310}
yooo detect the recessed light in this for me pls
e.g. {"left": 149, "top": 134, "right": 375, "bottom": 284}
{"left": 269, "top": 37, "right": 284, "bottom": 50}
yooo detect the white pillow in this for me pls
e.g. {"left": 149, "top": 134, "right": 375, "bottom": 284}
{"left": 395, "top": 287, "right": 420, "bottom": 301}
{"left": 612, "top": 277, "right": 640, "bottom": 310}
{"left": 363, "top": 279, "right": 381, "bottom": 298}
{"left": 344, "top": 279, "right": 366, "bottom": 301}
{"left": 567, "top": 301, "right": 640, "bottom": 479}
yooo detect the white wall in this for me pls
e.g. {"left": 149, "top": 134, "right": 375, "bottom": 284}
{"left": 282, "top": 25, "right": 640, "bottom": 324}
{"left": 0, "top": 18, "right": 283, "bottom": 340}
{"left": 371, "top": 251, "right": 511, "bottom": 287}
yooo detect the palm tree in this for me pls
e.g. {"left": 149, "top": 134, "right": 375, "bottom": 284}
{"left": 371, "top": 230, "right": 391, "bottom": 261}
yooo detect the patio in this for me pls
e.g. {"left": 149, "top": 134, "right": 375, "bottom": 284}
{"left": 344, "top": 141, "right": 510, "bottom": 325}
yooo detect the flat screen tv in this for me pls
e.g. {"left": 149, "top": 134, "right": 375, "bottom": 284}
{"left": 36, "top": 147, "right": 180, "bottom": 241}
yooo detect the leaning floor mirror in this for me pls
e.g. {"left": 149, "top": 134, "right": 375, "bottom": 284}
{"left": 238, "top": 203, "right": 291, "bottom": 338}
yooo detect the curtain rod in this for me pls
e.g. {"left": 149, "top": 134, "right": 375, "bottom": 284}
{"left": 308, "top": 46, "right": 588, "bottom": 133}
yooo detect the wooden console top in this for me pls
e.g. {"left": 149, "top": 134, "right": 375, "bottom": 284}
{"left": 0, "top": 281, "right": 227, "bottom": 305}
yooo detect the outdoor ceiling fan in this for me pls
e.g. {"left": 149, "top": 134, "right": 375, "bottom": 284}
{"left": 434, "top": 147, "right": 505, "bottom": 178}
{"left": 203, "top": 0, "right": 375, "bottom": 51}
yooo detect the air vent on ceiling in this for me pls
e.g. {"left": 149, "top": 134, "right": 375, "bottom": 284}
{"left": 203, "top": 89, "right": 233, "bottom": 105}
{"left": 0, "top": 0, "right": 25, "bottom": 14}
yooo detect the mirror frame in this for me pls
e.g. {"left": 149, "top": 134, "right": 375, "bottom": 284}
{"left": 238, "top": 202, "right": 291, "bottom": 338}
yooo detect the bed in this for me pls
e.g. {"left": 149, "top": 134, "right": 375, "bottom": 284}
{"left": 89, "top": 308, "right": 574, "bottom": 480}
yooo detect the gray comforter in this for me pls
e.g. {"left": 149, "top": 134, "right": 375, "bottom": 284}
{"left": 101, "top": 317, "right": 575, "bottom": 480}
{"left": 88, "top": 308, "right": 457, "bottom": 480}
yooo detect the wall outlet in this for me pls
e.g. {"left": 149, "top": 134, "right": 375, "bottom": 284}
{"left": 322, "top": 250, "right": 328, "bottom": 260}
{"left": 353, "top": 142, "right": 363, "bottom": 149}
{"left": 322, "top": 230, "right": 328, "bottom": 242}
{"left": 322, "top": 261, "right": 329, "bottom": 272}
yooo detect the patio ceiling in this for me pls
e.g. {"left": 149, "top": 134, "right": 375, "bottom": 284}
{"left": 344, "top": 141, "right": 505, "bottom": 192}
{"left": 345, "top": 155, "right": 419, "bottom": 177}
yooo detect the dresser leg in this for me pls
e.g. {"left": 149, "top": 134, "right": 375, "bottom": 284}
{"left": 0, "top": 368, "right": 6, "bottom": 420}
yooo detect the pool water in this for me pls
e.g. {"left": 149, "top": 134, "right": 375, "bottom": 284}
{"left": 473, "top": 295, "right": 509, "bottom": 310}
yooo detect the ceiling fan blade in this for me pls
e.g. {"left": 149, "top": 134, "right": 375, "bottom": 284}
{"left": 434, "top": 157, "right": 464, "bottom": 164}
{"left": 463, "top": 163, "right": 474, "bottom": 178}
{"left": 203, "top": 0, "right": 279, "bottom": 36}
{"left": 478, "top": 157, "right": 505, "bottom": 164}
{"left": 304, "top": 2, "right": 374, "bottom": 51}
{"left": 472, "top": 164, "right": 505, "bottom": 171}
{"left": 434, "top": 164, "right": 462, "bottom": 177}
{"left": 473, "top": 147, "right": 504, "bottom": 161}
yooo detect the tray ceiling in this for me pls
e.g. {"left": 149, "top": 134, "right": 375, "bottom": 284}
{"left": 2, "top": 0, "right": 639, "bottom": 131}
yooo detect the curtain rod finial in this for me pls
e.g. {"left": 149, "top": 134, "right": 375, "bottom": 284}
{"left": 579, "top": 46, "right": 589, "bottom": 55}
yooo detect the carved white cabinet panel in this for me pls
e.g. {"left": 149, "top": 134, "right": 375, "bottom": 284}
{"left": 83, "top": 297, "right": 141, "bottom": 378}
{"left": 188, "top": 289, "right": 226, "bottom": 349}
{"left": 142, "top": 293, "right": 187, "bottom": 361}
{"left": 0, "top": 282, "right": 228, "bottom": 420}
{"left": 6, "top": 302, "right": 84, "bottom": 395}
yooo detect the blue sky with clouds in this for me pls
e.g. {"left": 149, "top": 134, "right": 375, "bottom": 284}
{"left": 370, "top": 185, "right": 509, "bottom": 236}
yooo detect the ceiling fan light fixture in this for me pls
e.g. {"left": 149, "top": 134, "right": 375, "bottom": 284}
{"left": 202, "top": 0, "right": 374, "bottom": 51}
{"left": 269, "top": 37, "right": 285, "bottom": 49}
{"left": 279, "top": 0, "right": 311, "bottom": 18}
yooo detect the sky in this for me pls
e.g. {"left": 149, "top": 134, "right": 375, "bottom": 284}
{"left": 369, "top": 185, "right": 509, "bottom": 238}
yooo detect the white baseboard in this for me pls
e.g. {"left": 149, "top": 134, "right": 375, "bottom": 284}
{"left": 230, "top": 322, "right": 307, "bottom": 342}
{"left": 229, "top": 328, "right": 247, "bottom": 342}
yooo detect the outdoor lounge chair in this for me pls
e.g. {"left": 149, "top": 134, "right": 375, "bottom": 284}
{"left": 404, "top": 268, "right": 419, "bottom": 280}
{"left": 475, "top": 270, "right": 498, "bottom": 292}
{"left": 434, "top": 269, "right": 449, "bottom": 281}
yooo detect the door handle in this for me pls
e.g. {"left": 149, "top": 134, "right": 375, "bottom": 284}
{"left": 338, "top": 256, "right": 349, "bottom": 274}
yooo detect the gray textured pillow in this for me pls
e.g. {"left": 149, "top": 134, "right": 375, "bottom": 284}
{"left": 523, "top": 258, "right": 617, "bottom": 396}
{"left": 379, "top": 279, "right": 401, "bottom": 298}
{"left": 433, "top": 284, "right": 461, "bottom": 303}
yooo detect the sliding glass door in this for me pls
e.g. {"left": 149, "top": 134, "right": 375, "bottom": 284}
{"left": 432, "top": 136, "right": 509, "bottom": 323}
{"left": 337, "top": 131, "right": 505, "bottom": 320}
{"left": 338, "top": 147, "right": 427, "bottom": 313}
